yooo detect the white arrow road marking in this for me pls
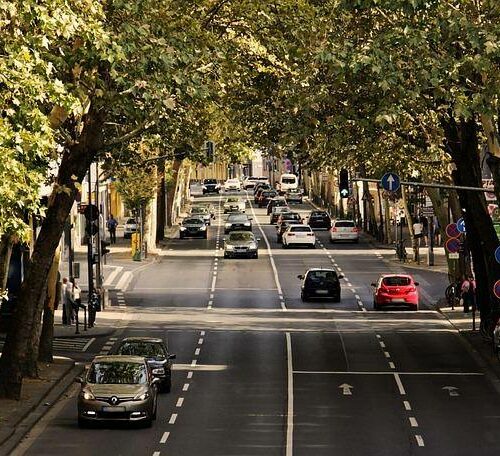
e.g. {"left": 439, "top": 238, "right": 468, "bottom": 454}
{"left": 339, "top": 383, "right": 353, "bottom": 395}
{"left": 442, "top": 386, "right": 460, "bottom": 396}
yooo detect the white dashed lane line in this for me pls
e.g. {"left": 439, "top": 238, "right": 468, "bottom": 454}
{"left": 187, "top": 371, "right": 193, "bottom": 379}
{"left": 176, "top": 397, "right": 184, "bottom": 408}
{"left": 169, "top": 414, "right": 177, "bottom": 424}
{"left": 183, "top": 383, "right": 189, "bottom": 392}
{"left": 404, "top": 401, "right": 412, "bottom": 410}
{"left": 160, "top": 432, "right": 170, "bottom": 444}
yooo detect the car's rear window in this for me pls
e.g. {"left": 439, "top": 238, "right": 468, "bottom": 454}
{"left": 184, "top": 218, "right": 203, "bottom": 225}
{"left": 335, "top": 221, "right": 355, "bottom": 227}
{"left": 228, "top": 215, "right": 248, "bottom": 222}
{"left": 282, "top": 213, "right": 300, "bottom": 220}
{"left": 311, "top": 212, "right": 328, "bottom": 217}
{"left": 382, "top": 276, "right": 411, "bottom": 286}
{"left": 204, "top": 179, "right": 217, "bottom": 184}
{"left": 126, "top": 219, "right": 136, "bottom": 224}
{"left": 282, "top": 177, "right": 296, "bottom": 184}
{"left": 308, "top": 271, "right": 338, "bottom": 282}
{"left": 229, "top": 232, "right": 253, "bottom": 241}
{"left": 117, "top": 342, "right": 166, "bottom": 358}
{"left": 290, "top": 226, "right": 311, "bottom": 232}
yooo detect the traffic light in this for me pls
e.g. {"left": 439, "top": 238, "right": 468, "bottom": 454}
{"left": 206, "top": 140, "right": 215, "bottom": 162}
{"left": 339, "top": 168, "right": 349, "bottom": 198}
{"left": 85, "top": 220, "right": 98, "bottom": 236}
{"left": 101, "top": 240, "right": 110, "bottom": 255}
{"left": 84, "top": 203, "right": 99, "bottom": 237}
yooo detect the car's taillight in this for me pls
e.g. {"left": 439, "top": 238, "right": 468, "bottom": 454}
{"left": 352, "top": 227, "right": 359, "bottom": 233}
{"left": 307, "top": 233, "right": 314, "bottom": 236}
{"left": 288, "top": 233, "right": 295, "bottom": 236}
{"left": 406, "top": 287, "right": 416, "bottom": 293}
{"left": 331, "top": 227, "right": 337, "bottom": 232}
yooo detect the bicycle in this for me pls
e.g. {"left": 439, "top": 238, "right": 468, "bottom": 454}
{"left": 445, "top": 281, "right": 461, "bottom": 310}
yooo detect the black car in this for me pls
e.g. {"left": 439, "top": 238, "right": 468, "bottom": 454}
{"left": 267, "top": 197, "right": 288, "bottom": 215}
{"left": 276, "top": 219, "right": 303, "bottom": 243}
{"left": 224, "top": 213, "right": 252, "bottom": 234}
{"left": 257, "top": 190, "right": 278, "bottom": 207}
{"left": 115, "top": 337, "right": 176, "bottom": 392}
{"left": 202, "top": 178, "right": 220, "bottom": 194}
{"left": 180, "top": 217, "right": 208, "bottom": 238}
{"left": 308, "top": 210, "right": 332, "bottom": 229}
{"left": 298, "top": 268, "right": 344, "bottom": 302}
{"left": 224, "top": 231, "right": 259, "bottom": 259}
{"left": 253, "top": 182, "right": 272, "bottom": 195}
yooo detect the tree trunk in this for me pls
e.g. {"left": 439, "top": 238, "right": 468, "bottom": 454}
{"left": 0, "top": 110, "right": 103, "bottom": 399}
{"left": 0, "top": 235, "right": 13, "bottom": 293}
{"left": 38, "top": 251, "right": 61, "bottom": 364}
{"left": 443, "top": 117, "right": 500, "bottom": 325}
{"left": 166, "top": 158, "right": 182, "bottom": 227}
{"left": 481, "top": 114, "right": 500, "bottom": 203}
{"left": 156, "top": 161, "right": 166, "bottom": 242}
{"left": 401, "top": 186, "right": 416, "bottom": 259}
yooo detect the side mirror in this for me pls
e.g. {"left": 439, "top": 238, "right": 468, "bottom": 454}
{"left": 414, "top": 282, "right": 419, "bottom": 286}
{"left": 371, "top": 282, "right": 376, "bottom": 287}
{"left": 297, "top": 274, "right": 304, "bottom": 280}
{"left": 74, "top": 376, "right": 84, "bottom": 384}
{"left": 338, "top": 274, "right": 345, "bottom": 280}
{"left": 168, "top": 354, "right": 177, "bottom": 360}
{"left": 256, "top": 237, "right": 261, "bottom": 242}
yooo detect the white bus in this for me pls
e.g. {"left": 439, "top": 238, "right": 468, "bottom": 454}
{"left": 278, "top": 173, "right": 298, "bottom": 193}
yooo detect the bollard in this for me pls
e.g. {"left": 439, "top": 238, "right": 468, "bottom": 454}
{"left": 84, "top": 307, "right": 88, "bottom": 331}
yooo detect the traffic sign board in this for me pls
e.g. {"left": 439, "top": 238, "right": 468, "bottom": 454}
{"left": 495, "top": 246, "right": 500, "bottom": 264}
{"left": 448, "top": 252, "right": 459, "bottom": 259}
{"left": 421, "top": 206, "right": 434, "bottom": 217}
{"left": 445, "top": 238, "right": 461, "bottom": 254}
{"left": 456, "top": 218, "right": 466, "bottom": 233}
{"left": 494, "top": 280, "right": 500, "bottom": 300}
{"left": 445, "top": 223, "right": 460, "bottom": 238}
{"left": 381, "top": 173, "right": 400, "bottom": 192}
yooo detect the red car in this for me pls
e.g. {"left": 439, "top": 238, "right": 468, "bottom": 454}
{"left": 372, "top": 274, "right": 419, "bottom": 311}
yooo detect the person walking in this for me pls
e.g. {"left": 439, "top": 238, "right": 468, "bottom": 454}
{"left": 107, "top": 215, "right": 118, "bottom": 244}
{"left": 61, "top": 277, "right": 74, "bottom": 325}
{"left": 461, "top": 276, "right": 474, "bottom": 313}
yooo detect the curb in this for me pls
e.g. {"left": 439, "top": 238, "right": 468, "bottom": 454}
{"left": 0, "top": 360, "right": 82, "bottom": 455}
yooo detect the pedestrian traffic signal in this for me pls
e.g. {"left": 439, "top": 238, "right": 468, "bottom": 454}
{"left": 101, "top": 240, "right": 111, "bottom": 255}
{"left": 339, "top": 169, "right": 349, "bottom": 198}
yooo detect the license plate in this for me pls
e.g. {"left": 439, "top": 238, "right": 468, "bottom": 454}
{"left": 102, "top": 406, "right": 126, "bottom": 412}
{"left": 316, "top": 290, "right": 329, "bottom": 295}
{"left": 391, "top": 298, "right": 405, "bottom": 303}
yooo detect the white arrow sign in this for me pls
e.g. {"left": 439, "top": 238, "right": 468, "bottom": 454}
{"left": 442, "top": 386, "right": 459, "bottom": 397}
{"left": 339, "top": 383, "right": 353, "bottom": 395}
{"left": 387, "top": 174, "right": 395, "bottom": 191}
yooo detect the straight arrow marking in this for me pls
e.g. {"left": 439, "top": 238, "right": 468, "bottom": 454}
{"left": 339, "top": 383, "right": 353, "bottom": 395}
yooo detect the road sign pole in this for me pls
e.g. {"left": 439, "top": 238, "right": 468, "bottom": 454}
{"left": 87, "top": 164, "right": 94, "bottom": 303}
{"left": 427, "top": 217, "right": 434, "bottom": 266}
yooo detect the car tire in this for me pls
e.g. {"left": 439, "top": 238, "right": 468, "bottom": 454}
{"left": 333, "top": 294, "right": 341, "bottom": 303}
{"left": 143, "top": 414, "right": 153, "bottom": 428}
{"left": 78, "top": 417, "right": 91, "bottom": 428}
{"left": 152, "top": 399, "right": 158, "bottom": 420}
{"left": 309, "top": 243, "right": 315, "bottom": 249}
{"left": 374, "top": 301, "right": 380, "bottom": 311}
{"left": 253, "top": 252, "right": 258, "bottom": 259}
{"left": 203, "top": 232, "right": 207, "bottom": 239}
{"left": 180, "top": 233, "right": 184, "bottom": 239}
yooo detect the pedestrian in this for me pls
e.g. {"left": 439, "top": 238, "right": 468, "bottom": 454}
{"left": 421, "top": 216, "right": 429, "bottom": 247}
{"left": 61, "top": 277, "right": 74, "bottom": 325}
{"left": 88, "top": 285, "right": 100, "bottom": 328}
{"left": 461, "top": 275, "right": 474, "bottom": 313}
{"left": 107, "top": 214, "right": 118, "bottom": 244}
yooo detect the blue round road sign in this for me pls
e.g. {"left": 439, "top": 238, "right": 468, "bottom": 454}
{"left": 381, "top": 173, "right": 400, "bottom": 192}
{"left": 494, "top": 280, "right": 500, "bottom": 300}
{"left": 495, "top": 246, "right": 500, "bottom": 264}
{"left": 456, "top": 218, "right": 466, "bottom": 234}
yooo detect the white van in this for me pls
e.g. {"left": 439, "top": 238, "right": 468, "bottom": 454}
{"left": 278, "top": 174, "right": 298, "bottom": 193}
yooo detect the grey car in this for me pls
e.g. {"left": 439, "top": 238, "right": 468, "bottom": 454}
{"left": 76, "top": 355, "right": 159, "bottom": 428}
{"left": 115, "top": 337, "right": 176, "bottom": 393}
{"left": 180, "top": 217, "right": 208, "bottom": 239}
{"left": 224, "top": 231, "right": 259, "bottom": 259}
{"left": 224, "top": 213, "right": 252, "bottom": 234}
{"left": 190, "top": 206, "right": 211, "bottom": 225}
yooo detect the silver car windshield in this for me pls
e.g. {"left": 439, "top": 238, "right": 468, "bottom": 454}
{"left": 229, "top": 232, "right": 253, "bottom": 241}
{"left": 87, "top": 362, "right": 148, "bottom": 385}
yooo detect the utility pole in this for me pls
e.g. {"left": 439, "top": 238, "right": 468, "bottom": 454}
{"left": 87, "top": 165, "right": 94, "bottom": 302}
{"left": 95, "top": 162, "right": 102, "bottom": 290}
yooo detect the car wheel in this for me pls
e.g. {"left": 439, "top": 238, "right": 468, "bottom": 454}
{"left": 309, "top": 243, "right": 315, "bottom": 249}
{"left": 333, "top": 294, "right": 341, "bottom": 303}
{"left": 282, "top": 243, "right": 288, "bottom": 249}
{"left": 330, "top": 238, "right": 335, "bottom": 244}
{"left": 143, "top": 414, "right": 153, "bottom": 428}
{"left": 411, "top": 304, "right": 418, "bottom": 311}
{"left": 78, "top": 416, "right": 91, "bottom": 428}
{"left": 374, "top": 301, "right": 380, "bottom": 311}
{"left": 203, "top": 233, "right": 207, "bottom": 239}
{"left": 224, "top": 253, "right": 229, "bottom": 259}
{"left": 253, "top": 252, "right": 258, "bottom": 259}
{"left": 180, "top": 233, "right": 184, "bottom": 239}
{"left": 152, "top": 398, "right": 158, "bottom": 420}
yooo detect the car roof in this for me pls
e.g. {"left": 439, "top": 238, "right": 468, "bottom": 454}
{"left": 381, "top": 274, "right": 413, "bottom": 279}
{"left": 334, "top": 219, "right": 355, "bottom": 223}
{"left": 306, "top": 267, "right": 336, "bottom": 272}
{"left": 92, "top": 355, "right": 146, "bottom": 363}
{"left": 120, "top": 337, "right": 164, "bottom": 344}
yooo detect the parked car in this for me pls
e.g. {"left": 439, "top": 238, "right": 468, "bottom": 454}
{"left": 115, "top": 337, "right": 176, "bottom": 393}
{"left": 223, "top": 197, "right": 246, "bottom": 213}
{"left": 276, "top": 219, "right": 303, "bottom": 243}
{"left": 298, "top": 268, "right": 344, "bottom": 302}
{"left": 307, "top": 210, "right": 332, "bottom": 230}
{"left": 224, "top": 178, "right": 242, "bottom": 192}
{"left": 282, "top": 224, "right": 316, "bottom": 248}
{"left": 202, "top": 178, "right": 220, "bottom": 194}
{"left": 124, "top": 218, "right": 138, "bottom": 239}
{"left": 190, "top": 206, "right": 211, "bottom": 225}
{"left": 285, "top": 188, "right": 303, "bottom": 204}
{"left": 223, "top": 231, "right": 259, "bottom": 259}
{"left": 330, "top": 220, "right": 360, "bottom": 243}
{"left": 180, "top": 217, "right": 208, "bottom": 238}
{"left": 257, "top": 190, "right": 278, "bottom": 207}
{"left": 372, "top": 274, "right": 420, "bottom": 311}
{"left": 76, "top": 355, "right": 159, "bottom": 428}
{"left": 270, "top": 205, "right": 291, "bottom": 224}
{"left": 224, "top": 213, "right": 252, "bottom": 234}
{"left": 266, "top": 197, "right": 288, "bottom": 215}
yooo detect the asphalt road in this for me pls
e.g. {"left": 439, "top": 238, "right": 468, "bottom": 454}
{"left": 13, "top": 192, "right": 500, "bottom": 456}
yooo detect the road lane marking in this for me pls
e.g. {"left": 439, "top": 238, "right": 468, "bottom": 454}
{"left": 286, "top": 332, "right": 294, "bottom": 456}
{"left": 116, "top": 271, "right": 133, "bottom": 291}
{"left": 198, "top": 338, "right": 204, "bottom": 345}
{"left": 209, "top": 294, "right": 214, "bottom": 299}
{"left": 153, "top": 452, "right": 160, "bottom": 456}
{"left": 394, "top": 373, "right": 406, "bottom": 395}
{"left": 379, "top": 341, "right": 386, "bottom": 348}
{"left": 187, "top": 371, "right": 193, "bottom": 379}
{"left": 103, "top": 266, "right": 123, "bottom": 286}
{"left": 183, "top": 383, "right": 189, "bottom": 391}
{"left": 293, "top": 370, "right": 483, "bottom": 376}
{"left": 376, "top": 334, "right": 381, "bottom": 339}
{"left": 200, "top": 331, "right": 205, "bottom": 336}
{"left": 195, "top": 348, "right": 201, "bottom": 356}
{"left": 389, "top": 362, "right": 396, "bottom": 369}
{"left": 404, "top": 401, "right": 412, "bottom": 410}
{"left": 191, "top": 359, "right": 197, "bottom": 367}
{"left": 409, "top": 417, "right": 418, "bottom": 427}
{"left": 160, "top": 431, "right": 170, "bottom": 444}
{"left": 169, "top": 413, "right": 177, "bottom": 424}
{"left": 109, "top": 337, "right": 118, "bottom": 341}
{"left": 176, "top": 397, "right": 184, "bottom": 407}
{"left": 82, "top": 338, "right": 96, "bottom": 352}
{"left": 415, "top": 435, "right": 425, "bottom": 447}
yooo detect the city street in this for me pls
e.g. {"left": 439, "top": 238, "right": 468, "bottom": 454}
{"left": 12, "top": 193, "right": 500, "bottom": 456}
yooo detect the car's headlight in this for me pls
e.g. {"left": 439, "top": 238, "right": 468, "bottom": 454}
{"left": 249, "top": 242, "right": 257, "bottom": 249}
{"left": 82, "top": 390, "right": 95, "bottom": 401}
{"left": 134, "top": 391, "right": 150, "bottom": 401}
{"left": 244, "top": 222, "right": 251, "bottom": 226}
{"left": 200, "top": 225, "right": 207, "bottom": 230}
{"left": 225, "top": 223, "right": 231, "bottom": 227}
{"left": 152, "top": 368, "right": 165, "bottom": 375}
{"left": 202, "top": 186, "right": 207, "bottom": 190}
{"left": 180, "top": 226, "right": 187, "bottom": 231}
{"left": 225, "top": 245, "right": 234, "bottom": 251}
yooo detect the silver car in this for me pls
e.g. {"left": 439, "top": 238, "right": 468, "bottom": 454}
{"left": 190, "top": 206, "right": 211, "bottom": 225}
{"left": 76, "top": 355, "right": 159, "bottom": 428}
{"left": 224, "top": 231, "right": 259, "bottom": 259}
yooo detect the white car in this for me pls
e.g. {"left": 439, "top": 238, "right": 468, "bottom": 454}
{"left": 330, "top": 220, "right": 359, "bottom": 243}
{"left": 224, "top": 178, "right": 242, "bottom": 191}
{"left": 223, "top": 197, "right": 246, "bottom": 213}
{"left": 124, "top": 218, "right": 138, "bottom": 239}
{"left": 282, "top": 225, "right": 316, "bottom": 248}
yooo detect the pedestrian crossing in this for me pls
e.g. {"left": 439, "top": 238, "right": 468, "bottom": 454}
{"left": 0, "top": 337, "right": 94, "bottom": 353}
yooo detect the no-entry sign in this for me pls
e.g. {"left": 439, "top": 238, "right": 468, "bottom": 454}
{"left": 446, "top": 223, "right": 460, "bottom": 238}
{"left": 494, "top": 280, "right": 500, "bottom": 300}
{"left": 445, "top": 238, "right": 461, "bottom": 254}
